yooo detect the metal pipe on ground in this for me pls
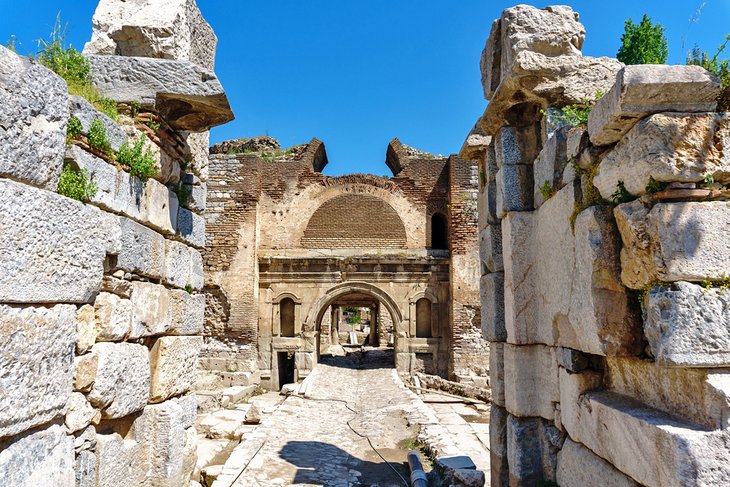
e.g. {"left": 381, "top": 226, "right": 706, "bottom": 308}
{"left": 407, "top": 451, "right": 428, "bottom": 487}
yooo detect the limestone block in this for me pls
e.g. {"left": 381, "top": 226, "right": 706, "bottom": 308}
{"left": 459, "top": 120, "right": 491, "bottom": 160}
{"left": 187, "top": 182, "right": 207, "bottom": 213}
{"left": 588, "top": 65, "right": 721, "bottom": 147}
{"left": 190, "top": 248, "right": 204, "bottom": 290}
{"left": 177, "top": 206, "right": 206, "bottom": 248}
{"left": 130, "top": 281, "right": 171, "bottom": 338}
{"left": 566, "top": 127, "right": 588, "bottom": 160}
{"left": 645, "top": 282, "right": 730, "bottom": 368}
{"left": 64, "top": 392, "right": 100, "bottom": 434}
{"left": 117, "top": 170, "right": 145, "bottom": 220}
{"left": 68, "top": 95, "right": 127, "bottom": 152}
{"left": 480, "top": 19, "right": 502, "bottom": 100}
{"left": 86, "top": 342, "right": 150, "bottom": 418}
{"left": 504, "top": 344, "right": 559, "bottom": 419}
{"left": 76, "top": 304, "right": 98, "bottom": 354}
{"left": 496, "top": 164, "right": 533, "bottom": 217}
{"left": 489, "top": 405, "right": 509, "bottom": 487}
{"left": 557, "top": 438, "right": 639, "bottom": 487}
{"left": 477, "top": 144, "right": 499, "bottom": 231}
{"left": 615, "top": 201, "right": 730, "bottom": 289}
{"left": 533, "top": 128, "right": 568, "bottom": 208}
{"left": 74, "top": 353, "right": 99, "bottom": 393}
{"left": 101, "top": 275, "right": 132, "bottom": 298}
{"left": 0, "top": 424, "right": 74, "bottom": 485}
{"left": 560, "top": 368, "right": 730, "bottom": 487}
{"left": 176, "top": 394, "right": 198, "bottom": 429}
{"left": 556, "top": 347, "right": 589, "bottom": 374}
{"left": 95, "top": 432, "right": 146, "bottom": 487}
{"left": 506, "top": 415, "right": 563, "bottom": 485}
{"left": 87, "top": 55, "right": 233, "bottom": 131}
{"left": 85, "top": 0, "right": 217, "bottom": 70}
{"left": 149, "top": 336, "right": 203, "bottom": 403}
{"left": 184, "top": 131, "right": 210, "bottom": 181}
{"left": 0, "top": 180, "right": 109, "bottom": 303}
{"left": 141, "top": 178, "right": 178, "bottom": 235}
{"left": 594, "top": 113, "right": 730, "bottom": 198}
{"left": 607, "top": 356, "right": 730, "bottom": 430}
{"left": 0, "top": 304, "right": 75, "bottom": 438}
{"left": 168, "top": 289, "right": 205, "bottom": 335}
{"left": 489, "top": 342, "right": 505, "bottom": 407}
{"left": 115, "top": 217, "right": 165, "bottom": 279}
{"left": 480, "top": 273, "right": 506, "bottom": 342}
{"left": 75, "top": 450, "right": 97, "bottom": 487}
{"left": 164, "top": 239, "right": 193, "bottom": 288}
{"left": 562, "top": 206, "right": 642, "bottom": 356}
{"left": 0, "top": 45, "right": 68, "bottom": 189}
{"left": 94, "top": 292, "right": 133, "bottom": 341}
{"left": 479, "top": 225, "right": 503, "bottom": 273}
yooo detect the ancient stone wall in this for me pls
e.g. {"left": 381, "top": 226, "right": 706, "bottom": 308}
{"left": 476, "top": 5, "right": 730, "bottom": 486}
{"left": 0, "top": 0, "right": 231, "bottom": 484}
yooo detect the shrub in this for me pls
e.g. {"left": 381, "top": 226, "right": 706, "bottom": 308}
{"left": 57, "top": 164, "right": 97, "bottom": 202}
{"left": 610, "top": 181, "right": 634, "bottom": 205}
{"left": 117, "top": 137, "right": 158, "bottom": 181}
{"left": 66, "top": 116, "right": 82, "bottom": 144}
{"left": 687, "top": 35, "right": 730, "bottom": 111}
{"left": 551, "top": 92, "right": 604, "bottom": 128}
{"left": 87, "top": 118, "right": 112, "bottom": 156}
{"left": 617, "top": 14, "right": 668, "bottom": 65}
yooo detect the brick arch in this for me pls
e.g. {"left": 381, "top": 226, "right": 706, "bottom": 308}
{"left": 300, "top": 194, "right": 407, "bottom": 249}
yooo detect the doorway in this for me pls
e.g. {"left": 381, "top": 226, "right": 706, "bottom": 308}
{"left": 277, "top": 351, "right": 295, "bottom": 389}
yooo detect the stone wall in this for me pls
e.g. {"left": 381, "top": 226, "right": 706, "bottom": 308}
{"left": 476, "top": 5, "right": 730, "bottom": 486}
{"left": 0, "top": 0, "right": 232, "bottom": 484}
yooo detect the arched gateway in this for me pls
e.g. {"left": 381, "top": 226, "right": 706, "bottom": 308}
{"left": 204, "top": 137, "right": 489, "bottom": 390}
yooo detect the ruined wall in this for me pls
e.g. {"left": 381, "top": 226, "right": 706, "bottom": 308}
{"left": 0, "top": 0, "right": 231, "bottom": 484}
{"left": 477, "top": 5, "right": 730, "bottom": 486}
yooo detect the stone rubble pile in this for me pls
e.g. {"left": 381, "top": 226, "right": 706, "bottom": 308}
{"left": 474, "top": 5, "right": 730, "bottom": 487}
{"left": 0, "top": 0, "right": 232, "bottom": 485}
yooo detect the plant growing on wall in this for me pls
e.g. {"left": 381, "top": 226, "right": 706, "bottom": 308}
{"left": 117, "top": 137, "right": 158, "bottom": 181}
{"left": 87, "top": 118, "right": 113, "bottom": 157}
{"left": 66, "top": 116, "right": 82, "bottom": 144}
{"left": 57, "top": 164, "right": 97, "bottom": 202}
{"left": 687, "top": 35, "right": 730, "bottom": 111}
{"left": 617, "top": 14, "right": 668, "bottom": 65}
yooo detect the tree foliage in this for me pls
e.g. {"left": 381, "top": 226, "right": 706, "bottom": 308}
{"left": 687, "top": 35, "right": 730, "bottom": 111}
{"left": 617, "top": 14, "right": 668, "bottom": 65}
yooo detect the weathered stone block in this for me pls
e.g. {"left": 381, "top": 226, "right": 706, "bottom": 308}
{"left": 645, "top": 282, "right": 730, "bottom": 368}
{"left": 594, "top": 113, "right": 730, "bottom": 198}
{"left": 149, "top": 336, "right": 203, "bottom": 403}
{"left": 187, "top": 182, "right": 207, "bottom": 213}
{"left": 115, "top": 217, "right": 165, "bottom": 280}
{"left": 184, "top": 131, "right": 210, "bottom": 181}
{"left": 615, "top": 201, "right": 730, "bottom": 289}
{"left": 87, "top": 342, "right": 150, "bottom": 418}
{"left": 76, "top": 304, "right": 98, "bottom": 355}
{"left": 607, "top": 356, "right": 730, "bottom": 430}
{"left": 556, "top": 347, "right": 589, "bottom": 373}
{"left": 0, "top": 180, "right": 109, "bottom": 303}
{"left": 94, "top": 292, "right": 133, "bottom": 341}
{"left": 75, "top": 449, "right": 97, "bottom": 487}
{"left": 168, "top": 289, "right": 205, "bottom": 335}
{"left": 504, "top": 344, "right": 559, "bottom": 419}
{"left": 478, "top": 144, "right": 499, "bottom": 231}
{"left": 502, "top": 211, "right": 538, "bottom": 344}
{"left": 557, "top": 438, "right": 639, "bottom": 487}
{"left": 68, "top": 95, "right": 127, "bottom": 152}
{"left": 87, "top": 55, "right": 233, "bottom": 131}
{"left": 480, "top": 19, "right": 502, "bottom": 100}
{"left": 0, "top": 45, "right": 68, "bottom": 189}
{"left": 130, "top": 281, "right": 171, "bottom": 338}
{"left": 0, "top": 304, "right": 75, "bottom": 438}
{"left": 480, "top": 273, "right": 505, "bottom": 342}
{"left": 85, "top": 0, "right": 217, "bottom": 70}
{"left": 176, "top": 394, "right": 198, "bottom": 429}
{"left": 141, "top": 178, "right": 178, "bottom": 235}
{"left": 489, "top": 342, "right": 505, "bottom": 407}
{"left": 533, "top": 128, "right": 568, "bottom": 208}
{"left": 560, "top": 368, "right": 730, "bottom": 487}
{"left": 588, "top": 65, "right": 721, "bottom": 147}
{"left": 65, "top": 392, "right": 100, "bottom": 434}
{"left": 164, "top": 239, "right": 192, "bottom": 288}
{"left": 74, "top": 353, "right": 98, "bottom": 393}
{"left": 489, "top": 405, "right": 509, "bottom": 487}
{"left": 479, "top": 225, "right": 503, "bottom": 273}
{"left": 0, "top": 424, "right": 74, "bottom": 485}
{"left": 190, "top": 248, "right": 204, "bottom": 290}
{"left": 177, "top": 206, "right": 206, "bottom": 248}
{"left": 95, "top": 431, "right": 146, "bottom": 487}
{"left": 506, "top": 414, "right": 563, "bottom": 485}
{"left": 496, "top": 164, "right": 533, "bottom": 217}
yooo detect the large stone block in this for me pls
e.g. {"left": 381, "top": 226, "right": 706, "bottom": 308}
{"left": 560, "top": 368, "right": 730, "bottom": 487}
{"left": 506, "top": 414, "right": 563, "bottom": 485}
{"left": 615, "top": 201, "right": 730, "bottom": 289}
{"left": 168, "top": 289, "right": 205, "bottom": 335}
{"left": 588, "top": 65, "right": 721, "bottom": 147}
{"left": 85, "top": 0, "right": 217, "bottom": 70}
{"left": 496, "top": 164, "right": 534, "bottom": 216}
{"left": 562, "top": 206, "right": 642, "bottom": 356}
{"left": 494, "top": 126, "right": 540, "bottom": 168}
{"left": 489, "top": 342, "right": 505, "bottom": 407}
{"left": 0, "top": 304, "right": 75, "bottom": 438}
{"left": 190, "top": 248, "right": 204, "bottom": 290}
{"left": 183, "top": 131, "right": 210, "bottom": 181}
{"left": 607, "top": 356, "right": 730, "bottom": 429}
{"left": 86, "top": 342, "right": 150, "bottom": 418}
{"left": 502, "top": 211, "right": 538, "bottom": 344}
{"left": 480, "top": 273, "right": 505, "bottom": 342}
{"left": 0, "top": 425, "right": 74, "bottom": 485}
{"left": 644, "top": 282, "right": 730, "bottom": 368}
{"left": 149, "top": 336, "right": 203, "bottom": 403}
{"left": 557, "top": 438, "right": 639, "bottom": 487}
{"left": 115, "top": 217, "right": 165, "bottom": 280}
{"left": 142, "top": 178, "right": 178, "bottom": 235}
{"left": 594, "top": 113, "right": 730, "bottom": 198}
{"left": 479, "top": 225, "right": 503, "bottom": 273}
{"left": 95, "top": 431, "right": 146, "bottom": 487}
{"left": 480, "top": 19, "right": 502, "bottom": 100}
{"left": 76, "top": 304, "right": 98, "bottom": 355}
{"left": 87, "top": 55, "right": 233, "bottom": 131}
{"left": 533, "top": 128, "right": 568, "bottom": 208}
{"left": 65, "top": 392, "right": 100, "bottom": 434}
{"left": 489, "top": 405, "right": 509, "bottom": 487}
{"left": 177, "top": 206, "right": 206, "bottom": 248}
{"left": 164, "top": 239, "right": 193, "bottom": 288}
{"left": 0, "top": 45, "right": 68, "bottom": 189}
{"left": 94, "top": 292, "right": 133, "bottom": 341}
{"left": 130, "top": 281, "right": 171, "bottom": 338}
{"left": 504, "top": 344, "right": 559, "bottom": 419}
{"left": 67, "top": 145, "right": 120, "bottom": 212}
{"left": 68, "top": 95, "right": 127, "bottom": 152}
{"left": 0, "top": 180, "right": 110, "bottom": 303}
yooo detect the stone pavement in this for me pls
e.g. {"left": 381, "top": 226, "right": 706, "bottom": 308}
{"left": 213, "top": 350, "right": 429, "bottom": 487}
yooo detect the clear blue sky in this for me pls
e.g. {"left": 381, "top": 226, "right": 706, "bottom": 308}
{"left": 1, "top": 1, "right": 728, "bottom": 175}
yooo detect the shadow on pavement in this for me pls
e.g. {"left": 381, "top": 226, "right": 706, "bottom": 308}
{"left": 319, "top": 348, "right": 396, "bottom": 370}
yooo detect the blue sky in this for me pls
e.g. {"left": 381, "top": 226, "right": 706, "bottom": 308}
{"left": 1, "top": 1, "right": 728, "bottom": 175}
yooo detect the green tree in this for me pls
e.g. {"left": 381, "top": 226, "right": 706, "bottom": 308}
{"left": 687, "top": 35, "right": 730, "bottom": 110}
{"left": 617, "top": 14, "right": 668, "bottom": 65}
